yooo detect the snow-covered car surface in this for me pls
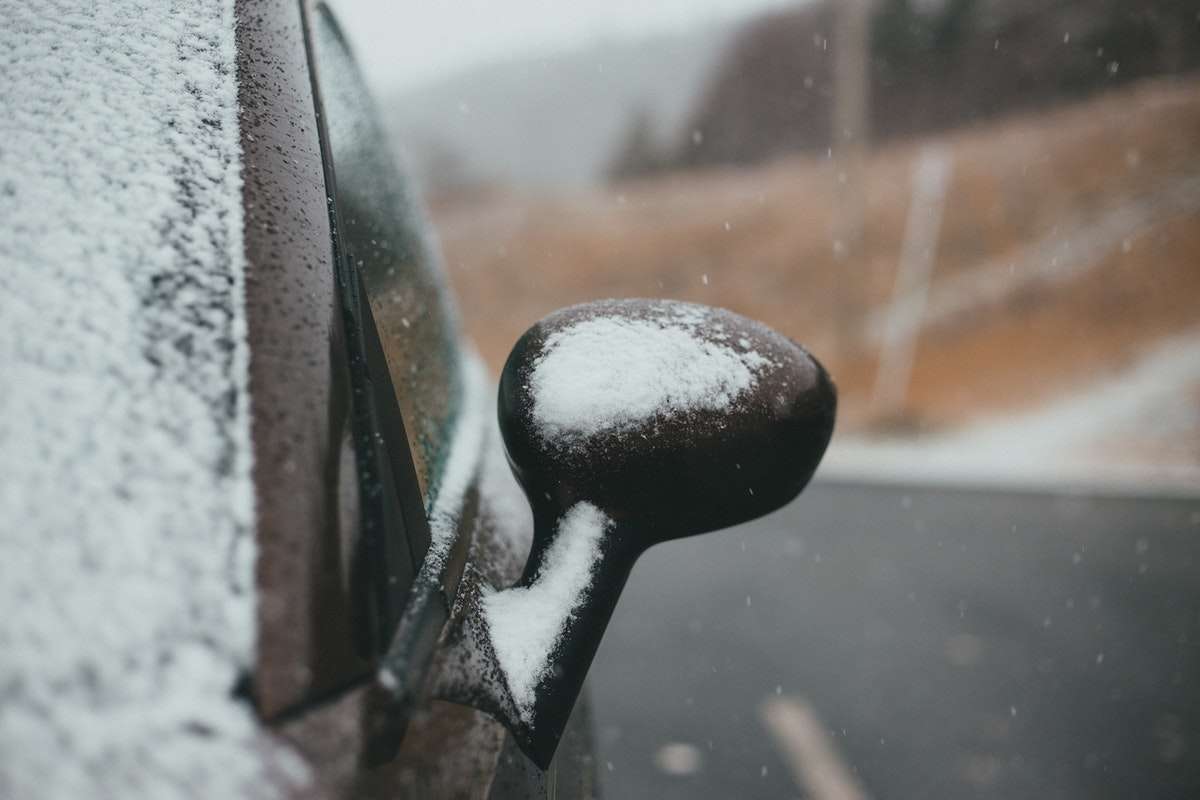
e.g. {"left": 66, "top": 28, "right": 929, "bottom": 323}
{"left": 0, "top": 2, "right": 299, "bottom": 797}
{"left": 0, "top": 1, "right": 549, "bottom": 797}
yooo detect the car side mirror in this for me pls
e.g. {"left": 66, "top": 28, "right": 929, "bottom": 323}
{"left": 436, "top": 299, "right": 835, "bottom": 768}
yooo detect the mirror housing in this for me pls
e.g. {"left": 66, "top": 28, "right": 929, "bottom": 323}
{"left": 500, "top": 299, "right": 836, "bottom": 542}
{"left": 438, "top": 299, "right": 835, "bottom": 768}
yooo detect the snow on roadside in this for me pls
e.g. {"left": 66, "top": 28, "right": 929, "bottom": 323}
{"left": 824, "top": 329, "right": 1200, "bottom": 496}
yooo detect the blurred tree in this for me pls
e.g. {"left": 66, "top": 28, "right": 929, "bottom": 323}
{"left": 414, "top": 137, "right": 481, "bottom": 198}
{"left": 932, "top": 0, "right": 979, "bottom": 50}
{"left": 671, "top": 4, "right": 837, "bottom": 172}
{"left": 648, "top": 0, "right": 1200, "bottom": 175}
{"left": 871, "top": 0, "right": 929, "bottom": 62}
{"left": 607, "top": 107, "right": 669, "bottom": 181}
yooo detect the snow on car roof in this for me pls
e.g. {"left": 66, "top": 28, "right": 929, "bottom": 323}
{"left": 0, "top": 3, "right": 302, "bottom": 796}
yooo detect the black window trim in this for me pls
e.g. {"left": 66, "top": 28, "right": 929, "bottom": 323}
{"left": 298, "top": 0, "right": 470, "bottom": 756}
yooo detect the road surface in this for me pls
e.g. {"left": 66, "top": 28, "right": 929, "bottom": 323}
{"left": 588, "top": 480, "right": 1200, "bottom": 799}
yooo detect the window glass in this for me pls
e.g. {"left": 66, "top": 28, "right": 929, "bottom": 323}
{"left": 311, "top": 6, "right": 463, "bottom": 510}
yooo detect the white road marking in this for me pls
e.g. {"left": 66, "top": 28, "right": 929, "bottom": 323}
{"left": 760, "top": 695, "right": 869, "bottom": 800}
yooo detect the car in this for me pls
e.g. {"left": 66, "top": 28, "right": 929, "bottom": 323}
{"left": 0, "top": 2, "right": 835, "bottom": 797}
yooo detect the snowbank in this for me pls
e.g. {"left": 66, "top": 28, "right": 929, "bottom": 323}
{"left": 823, "top": 329, "right": 1200, "bottom": 497}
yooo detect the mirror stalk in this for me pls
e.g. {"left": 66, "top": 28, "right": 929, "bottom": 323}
{"left": 509, "top": 511, "right": 638, "bottom": 767}
{"left": 431, "top": 507, "right": 637, "bottom": 769}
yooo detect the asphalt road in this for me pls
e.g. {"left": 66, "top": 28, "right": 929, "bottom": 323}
{"left": 587, "top": 481, "right": 1200, "bottom": 799}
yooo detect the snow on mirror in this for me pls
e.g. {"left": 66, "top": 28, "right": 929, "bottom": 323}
{"left": 503, "top": 299, "right": 836, "bottom": 541}
{"left": 436, "top": 299, "right": 836, "bottom": 769}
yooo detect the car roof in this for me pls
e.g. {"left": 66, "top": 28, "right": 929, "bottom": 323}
{"left": 0, "top": 1, "right": 282, "bottom": 797}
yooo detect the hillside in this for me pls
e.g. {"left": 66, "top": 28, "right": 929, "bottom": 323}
{"left": 382, "top": 24, "right": 732, "bottom": 189}
{"left": 673, "top": 0, "right": 1200, "bottom": 171}
{"left": 431, "top": 78, "right": 1200, "bottom": 478}
{"left": 379, "top": 0, "right": 1200, "bottom": 191}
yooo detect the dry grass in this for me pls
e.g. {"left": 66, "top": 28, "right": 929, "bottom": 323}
{"left": 432, "top": 78, "right": 1200, "bottom": 438}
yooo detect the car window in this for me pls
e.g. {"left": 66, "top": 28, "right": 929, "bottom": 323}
{"left": 310, "top": 4, "right": 464, "bottom": 515}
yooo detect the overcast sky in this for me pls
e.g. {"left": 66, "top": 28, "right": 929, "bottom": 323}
{"left": 329, "top": 0, "right": 795, "bottom": 93}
